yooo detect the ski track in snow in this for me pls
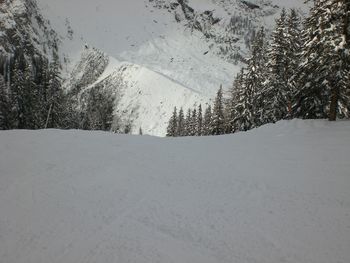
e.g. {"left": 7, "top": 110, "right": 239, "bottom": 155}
{"left": 0, "top": 120, "right": 350, "bottom": 263}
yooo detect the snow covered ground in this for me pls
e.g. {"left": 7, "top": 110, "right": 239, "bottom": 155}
{"left": 0, "top": 120, "right": 349, "bottom": 263}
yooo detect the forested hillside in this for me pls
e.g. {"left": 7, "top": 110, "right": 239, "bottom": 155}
{"left": 167, "top": 0, "right": 350, "bottom": 137}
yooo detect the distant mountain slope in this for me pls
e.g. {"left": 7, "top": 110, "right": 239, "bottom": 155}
{"left": 1, "top": 0, "right": 308, "bottom": 135}
{"left": 67, "top": 46, "right": 208, "bottom": 135}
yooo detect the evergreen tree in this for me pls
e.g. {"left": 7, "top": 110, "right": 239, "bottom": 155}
{"left": 227, "top": 69, "right": 244, "bottom": 133}
{"left": 245, "top": 27, "right": 268, "bottom": 128}
{"left": 184, "top": 108, "right": 192, "bottom": 136}
{"left": 189, "top": 108, "right": 197, "bottom": 136}
{"left": 11, "top": 58, "right": 25, "bottom": 129}
{"left": 25, "top": 61, "right": 42, "bottom": 128}
{"left": 211, "top": 86, "right": 225, "bottom": 135}
{"left": 293, "top": 0, "right": 350, "bottom": 120}
{"left": 202, "top": 105, "right": 212, "bottom": 135}
{"left": 177, "top": 107, "right": 185, "bottom": 136}
{"left": 261, "top": 9, "right": 290, "bottom": 123}
{"left": 37, "top": 58, "right": 51, "bottom": 125}
{"left": 45, "top": 55, "right": 66, "bottom": 128}
{"left": 82, "top": 88, "right": 115, "bottom": 131}
{"left": 166, "top": 106, "right": 178, "bottom": 137}
{"left": 62, "top": 95, "right": 80, "bottom": 129}
{"left": 286, "top": 9, "right": 302, "bottom": 87}
{"left": 197, "top": 104, "right": 203, "bottom": 136}
{"left": 0, "top": 74, "right": 11, "bottom": 129}
{"left": 284, "top": 9, "right": 303, "bottom": 117}
{"left": 269, "top": 9, "right": 288, "bottom": 81}
{"left": 232, "top": 28, "right": 268, "bottom": 131}
{"left": 231, "top": 69, "right": 252, "bottom": 131}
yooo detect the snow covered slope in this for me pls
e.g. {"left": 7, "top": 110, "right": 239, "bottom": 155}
{"left": 0, "top": 0, "right": 304, "bottom": 136}
{"left": 1, "top": 120, "right": 350, "bottom": 263}
{"left": 19, "top": 0, "right": 307, "bottom": 135}
{"left": 66, "top": 46, "right": 209, "bottom": 135}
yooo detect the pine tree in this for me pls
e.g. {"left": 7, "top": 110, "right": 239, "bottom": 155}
{"left": 293, "top": 0, "right": 350, "bottom": 120}
{"left": 227, "top": 69, "right": 244, "bottom": 133}
{"left": 45, "top": 55, "right": 65, "bottom": 128}
{"left": 38, "top": 58, "right": 51, "bottom": 125}
{"left": 11, "top": 58, "right": 25, "bottom": 129}
{"left": 245, "top": 27, "right": 268, "bottom": 128}
{"left": 82, "top": 88, "right": 115, "bottom": 131}
{"left": 232, "top": 28, "right": 268, "bottom": 131}
{"left": 270, "top": 9, "right": 288, "bottom": 81}
{"left": 285, "top": 9, "right": 302, "bottom": 117}
{"left": 231, "top": 69, "right": 252, "bottom": 131}
{"left": 261, "top": 9, "right": 290, "bottom": 123}
{"left": 177, "top": 107, "right": 185, "bottom": 136}
{"left": 23, "top": 61, "right": 41, "bottom": 129}
{"left": 196, "top": 104, "right": 203, "bottom": 136}
{"left": 184, "top": 108, "right": 192, "bottom": 136}
{"left": 189, "top": 107, "right": 197, "bottom": 136}
{"left": 202, "top": 105, "right": 212, "bottom": 135}
{"left": 0, "top": 74, "right": 11, "bottom": 129}
{"left": 211, "top": 86, "right": 225, "bottom": 135}
{"left": 166, "top": 106, "right": 178, "bottom": 137}
{"left": 286, "top": 9, "right": 302, "bottom": 86}
{"left": 62, "top": 95, "right": 80, "bottom": 129}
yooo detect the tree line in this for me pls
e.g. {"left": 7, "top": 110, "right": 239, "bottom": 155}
{"left": 167, "top": 0, "right": 350, "bottom": 137}
{"left": 0, "top": 50, "right": 70, "bottom": 130}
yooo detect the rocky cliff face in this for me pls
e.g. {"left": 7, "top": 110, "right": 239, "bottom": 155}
{"left": 147, "top": 0, "right": 297, "bottom": 63}
{"left": 0, "top": 0, "right": 60, "bottom": 88}
{"left": 0, "top": 0, "right": 59, "bottom": 58}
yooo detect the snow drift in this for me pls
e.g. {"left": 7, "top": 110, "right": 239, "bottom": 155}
{"left": 0, "top": 120, "right": 349, "bottom": 263}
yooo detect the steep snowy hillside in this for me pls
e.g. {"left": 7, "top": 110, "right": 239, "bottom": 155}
{"left": 68, "top": 46, "right": 207, "bottom": 135}
{"left": 32, "top": 0, "right": 308, "bottom": 135}
{"left": 1, "top": 120, "right": 349, "bottom": 263}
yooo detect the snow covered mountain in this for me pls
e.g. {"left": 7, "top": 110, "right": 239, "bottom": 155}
{"left": 1, "top": 0, "right": 308, "bottom": 135}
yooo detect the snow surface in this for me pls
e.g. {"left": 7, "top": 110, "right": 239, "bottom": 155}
{"left": 0, "top": 120, "right": 349, "bottom": 263}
